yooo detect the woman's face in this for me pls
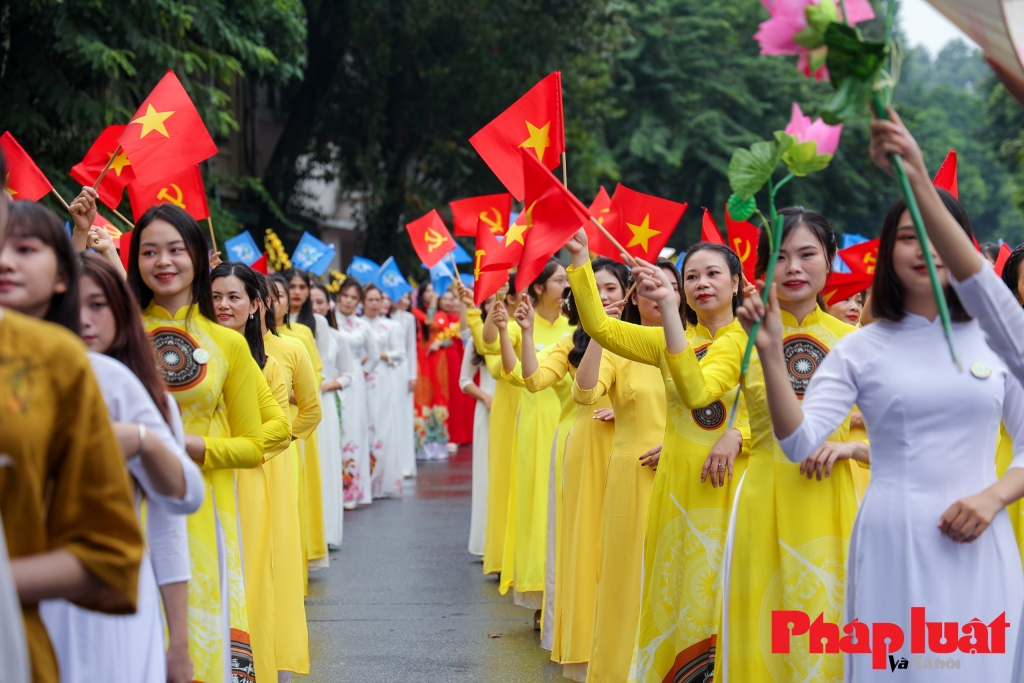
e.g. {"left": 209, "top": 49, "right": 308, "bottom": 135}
{"left": 892, "top": 209, "right": 948, "bottom": 295}
{"left": 310, "top": 287, "right": 331, "bottom": 316}
{"left": 684, "top": 250, "right": 738, "bottom": 319}
{"left": 212, "top": 275, "right": 257, "bottom": 334}
{"left": 288, "top": 274, "right": 309, "bottom": 311}
{"left": 78, "top": 275, "right": 116, "bottom": 354}
{"left": 826, "top": 293, "right": 864, "bottom": 324}
{"left": 421, "top": 284, "right": 438, "bottom": 309}
{"left": 535, "top": 264, "right": 568, "bottom": 305}
{"left": 363, "top": 288, "right": 383, "bottom": 317}
{"left": 337, "top": 286, "right": 361, "bottom": 316}
{"left": 635, "top": 266, "right": 680, "bottom": 325}
{"left": 273, "top": 281, "right": 289, "bottom": 321}
{"left": 439, "top": 290, "right": 456, "bottom": 313}
{"left": 0, "top": 234, "right": 66, "bottom": 318}
{"left": 137, "top": 219, "right": 194, "bottom": 302}
{"left": 381, "top": 294, "right": 393, "bottom": 315}
{"left": 774, "top": 224, "right": 829, "bottom": 305}
{"left": 594, "top": 268, "right": 625, "bottom": 312}
{"left": 395, "top": 292, "right": 411, "bottom": 311}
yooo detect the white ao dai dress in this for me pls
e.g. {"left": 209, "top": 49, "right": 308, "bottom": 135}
{"left": 460, "top": 336, "right": 495, "bottom": 557}
{"left": 366, "top": 315, "right": 405, "bottom": 498}
{"left": 336, "top": 311, "right": 379, "bottom": 507}
{"left": 315, "top": 314, "right": 355, "bottom": 548}
{"left": 392, "top": 309, "right": 419, "bottom": 478}
{"left": 40, "top": 353, "right": 205, "bottom": 683}
{"left": 777, "top": 315, "right": 1024, "bottom": 681}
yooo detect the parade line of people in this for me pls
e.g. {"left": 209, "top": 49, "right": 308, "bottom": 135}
{"left": 10, "top": 112, "right": 1024, "bottom": 683}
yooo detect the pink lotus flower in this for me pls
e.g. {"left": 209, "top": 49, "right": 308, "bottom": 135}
{"left": 785, "top": 103, "right": 843, "bottom": 155}
{"left": 755, "top": 0, "right": 875, "bottom": 80}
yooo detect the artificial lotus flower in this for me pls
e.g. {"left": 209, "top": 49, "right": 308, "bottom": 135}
{"left": 785, "top": 102, "right": 843, "bottom": 156}
{"left": 755, "top": 0, "right": 876, "bottom": 80}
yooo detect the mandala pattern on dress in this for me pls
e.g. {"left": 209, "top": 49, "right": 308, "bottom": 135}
{"left": 150, "top": 327, "right": 207, "bottom": 390}
{"left": 782, "top": 334, "right": 828, "bottom": 398}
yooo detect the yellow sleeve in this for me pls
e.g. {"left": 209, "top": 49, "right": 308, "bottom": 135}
{"left": 524, "top": 335, "right": 572, "bottom": 393}
{"left": 259, "top": 358, "right": 291, "bottom": 461}
{"left": 734, "top": 390, "right": 752, "bottom": 448}
{"left": 663, "top": 326, "right": 746, "bottom": 409}
{"left": 479, "top": 317, "right": 522, "bottom": 356}
{"left": 499, "top": 358, "right": 526, "bottom": 387}
{"left": 566, "top": 261, "right": 664, "bottom": 365}
{"left": 290, "top": 343, "right": 324, "bottom": 440}
{"left": 572, "top": 351, "right": 614, "bottom": 405}
{"left": 467, "top": 308, "right": 486, "bottom": 352}
{"left": 202, "top": 333, "right": 266, "bottom": 471}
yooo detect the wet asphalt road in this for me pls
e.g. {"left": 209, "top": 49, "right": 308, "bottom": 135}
{"left": 299, "top": 446, "right": 566, "bottom": 682}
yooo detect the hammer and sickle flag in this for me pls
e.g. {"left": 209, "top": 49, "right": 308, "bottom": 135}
{"left": 118, "top": 70, "right": 218, "bottom": 186}
{"left": 450, "top": 192, "right": 511, "bottom": 237}
{"left": 725, "top": 204, "right": 760, "bottom": 285}
{"left": 469, "top": 72, "right": 564, "bottom": 201}
{"left": 70, "top": 125, "right": 135, "bottom": 209}
{"left": 837, "top": 238, "right": 880, "bottom": 277}
{"left": 0, "top": 132, "right": 53, "bottom": 202}
{"left": 127, "top": 164, "right": 209, "bottom": 222}
{"left": 406, "top": 209, "right": 456, "bottom": 268}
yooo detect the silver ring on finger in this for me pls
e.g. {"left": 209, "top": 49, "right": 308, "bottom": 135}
{"left": 717, "top": 463, "right": 726, "bottom": 469}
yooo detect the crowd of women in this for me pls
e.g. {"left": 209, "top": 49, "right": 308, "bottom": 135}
{"left": 10, "top": 101, "right": 1024, "bottom": 683}
{"left": 0, "top": 144, "right": 486, "bottom": 682}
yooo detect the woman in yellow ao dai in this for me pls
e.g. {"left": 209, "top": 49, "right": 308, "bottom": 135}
{"left": 130, "top": 206, "right": 265, "bottom": 683}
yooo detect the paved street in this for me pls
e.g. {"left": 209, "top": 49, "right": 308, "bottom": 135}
{"left": 299, "top": 446, "right": 565, "bottom": 682}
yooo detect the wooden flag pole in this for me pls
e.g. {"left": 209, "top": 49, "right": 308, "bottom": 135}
{"left": 50, "top": 189, "right": 71, "bottom": 213}
{"left": 587, "top": 215, "right": 637, "bottom": 268}
{"left": 561, "top": 152, "right": 568, "bottom": 187}
{"left": 110, "top": 208, "right": 135, "bottom": 229}
{"left": 448, "top": 252, "right": 461, "bottom": 280}
{"left": 93, "top": 145, "right": 122, "bottom": 190}
{"left": 206, "top": 217, "right": 218, "bottom": 252}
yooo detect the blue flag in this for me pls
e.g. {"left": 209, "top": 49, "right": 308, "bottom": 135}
{"left": 451, "top": 241, "right": 473, "bottom": 264}
{"left": 371, "top": 256, "right": 413, "bottom": 301}
{"left": 429, "top": 259, "right": 454, "bottom": 296}
{"left": 224, "top": 231, "right": 262, "bottom": 266}
{"left": 835, "top": 233, "right": 868, "bottom": 273}
{"left": 292, "top": 232, "right": 334, "bottom": 271}
{"left": 347, "top": 255, "right": 380, "bottom": 281}
{"left": 308, "top": 245, "right": 337, "bottom": 276}
{"left": 459, "top": 272, "right": 475, "bottom": 289}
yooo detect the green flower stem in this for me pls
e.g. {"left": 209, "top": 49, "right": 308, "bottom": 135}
{"left": 870, "top": 91, "right": 959, "bottom": 368}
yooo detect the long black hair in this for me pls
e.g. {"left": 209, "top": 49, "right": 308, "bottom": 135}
{"left": 269, "top": 273, "right": 291, "bottom": 327}
{"left": 312, "top": 281, "right": 338, "bottom": 329}
{"left": 128, "top": 204, "right": 216, "bottom": 321}
{"left": 1001, "top": 243, "right": 1024, "bottom": 305}
{"left": 256, "top": 272, "right": 279, "bottom": 336}
{"left": 415, "top": 279, "right": 433, "bottom": 339}
{"left": 680, "top": 243, "right": 744, "bottom": 327}
{"left": 211, "top": 262, "right": 267, "bottom": 368}
{"left": 623, "top": 258, "right": 684, "bottom": 326}
{"left": 566, "top": 258, "right": 630, "bottom": 367}
{"left": 6, "top": 202, "right": 81, "bottom": 334}
{"left": 281, "top": 267, "right": 316, "bottom": 336}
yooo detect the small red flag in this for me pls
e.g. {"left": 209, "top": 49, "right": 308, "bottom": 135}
{"left": 251, "top": 252, "right": 269, "bottom": 275}
{"left": 118, "top": 71, "right": 218, "bottom": 186}
{"left": 70, "top": 126, "right": 135, "bottom": 209}
{"left": 822, "top": 270, "right": 873, "bottom": 307}
{"left": 600, "top": 184, "right": 687, "bottom": 263}
{"left": 700, "top": 208, "right": 726, "bottom": 245}
{"left": 725, "top": 205, "right": 759, "bottom": 284}
{"left": 118, "top": 228, "right": 134, "bottom": 272}
{"left": 513, "top": 150, "right": 592, "bottom": 292}
{"left": 469, "top": 72, "right": 565, "bottom": 201}
{"left": 406, "top": 209, "right": 456, "bottom": 268}
{"left": 450, "top": 193, "right": 511, "bottom": 237}
{"left": 0, "top": 132, "right": 53, "bottom": 201}
{"left": 838, "top": 238, "right": 880, "bottom": 277}
{"left": 479, "top": 211, "right": 527, "bottom": 273}
{"left": 474, "top": 218, "right": 511, "bottom": 305}
{"left": 127, "top": 165, "right": 209, "bottom": 222}
{"left": 933, "top": 150, "right": 958, "bottom": 199}
{"left": 585, "top": 186, "right": 612, "bottom": 257}
{"left": 92, "top": 211, "right": 122, "bottom": 247}
{"left": 995, "top": 243, "right": 1013, "bottom": 277}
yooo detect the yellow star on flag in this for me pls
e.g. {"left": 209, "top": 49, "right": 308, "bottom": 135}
{"left": 107, "top": 150, "right": 132, "bottom": 176}
{"left": 625, "top": 214, "right": 660, "bottom": 252}
{"left": 131, "top": 104, "right": 175, "bottom": 139}
{"left": 4, "top": 173, "right": 15, "bottom": 196}
{"left": 504, "top": 202, "right": 536, "bottom": 246}
{"left": 518, "top": 121, "right": 552, "bottom": 163}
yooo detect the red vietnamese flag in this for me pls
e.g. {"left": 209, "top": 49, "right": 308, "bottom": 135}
{"left": 600, "top": 183, "right": 687, "bottom": 263}
{"left": 513, "top": 150, "right": 592, "bottom": 292}
{"left": 118, "top": 71, "right": 219, "bottom": 186}
{"left": 995, "top": 242, "right": 1013, "bottom": 277}
{"left": 933, "top": 150, "right": 958, "bottom": 199}
{"left": 701, "top": 208, "right": 726, "bottom": 245}
{"left": 725, "top": 205, "right": 759, "bottom": 284}
{"left": 0, "top": 132, "right": 53, "bottom": 201}
{"left": 70, "top": 126, "right": 135, "bottom": 209}
{"left": 127, "top": 165, "right": 209, "bottom": 222}
{"left": 585, "top": 186, "right": 612, "bottom": 257}
{"left": 469, "top": 73, "right": 564, "bottom": 201}
{"left": 406, "top": 209, "right": 456, "bottom": 268}
{"left": 118, "top": 228, "right": 134, "bottom": 271}
{"left": 479, "top": 210, "right": 528, "bottom": 273}
{"left": 822, "top": 270, "right": 872, "bottom": 307}
{"left": 450, "top": 193, "right": 511, "bottom": 237}
{"left": 474, "top": 218, "right": 511, "bottom": 305}
{"left": 838, "top": 238, "right": 880, "bottom": 277}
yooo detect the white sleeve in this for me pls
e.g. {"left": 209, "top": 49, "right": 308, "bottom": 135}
{"left": 384, "top": 323, "right": 405, "bottom": 365}
{"left": 405, "top": 315, "right": 418, "bottom": 381}
{"left": 1002, "top": 371, "right": 1024, "bottom": 472}
{"left": 950, "top": 264, "right": 1024, "bottom": 386}
{"left": 776, "top": 339, "right": 861, "bottom": 463}
{"left": 146, "top": 501, "right": 192, "bottom": 585}
{"left": 334, "top": 330, "right": 355, "bottom": 390}
{"left": 363, "top": 325, "right": 381, "bottom": 373}
{"left": 314, "top": 314, "right": 332, "bottom": 363}
{"left": 459, "top": 339, "right": 479, "bottom": 392}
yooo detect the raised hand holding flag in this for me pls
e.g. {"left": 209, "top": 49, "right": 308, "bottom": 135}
{"left": 70, "top": 126, "right": 135, "bottom": 209}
